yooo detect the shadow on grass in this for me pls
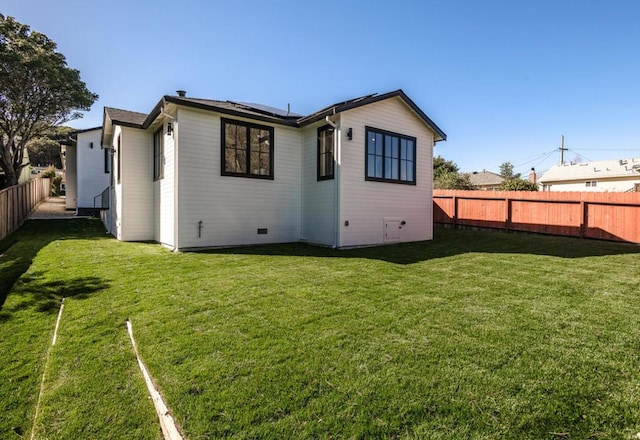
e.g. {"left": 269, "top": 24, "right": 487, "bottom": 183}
{"left": 0, "top": 274, "right": 109, "bottom": 323}
{"left": 200, "top": 226, "right": 640, "bottom": 265}
{"left": 0, "top": 219, "right": 108, "bottom": 309}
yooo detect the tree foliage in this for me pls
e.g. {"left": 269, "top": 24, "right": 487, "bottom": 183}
{"left": 0, "top": 15, "right": 97, "bottom": 188}
{"left": 499, "top": 178, "right": 538, "bottom": 191}
{"left": 26, "top": 125, "right": 73, "bottom": 168}
{"left": 433, "top": 155, "right": 475, "bottom": 190}
{"left": 499, "top": 162, "right": 521, "bottom": 179}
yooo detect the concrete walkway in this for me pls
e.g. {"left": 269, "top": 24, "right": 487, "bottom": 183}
{"left": 30, "top": 197, "right": 77, "bottom": 219}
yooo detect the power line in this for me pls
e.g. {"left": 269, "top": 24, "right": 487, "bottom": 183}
{"left": 514, "top": 149, "right": 557, "bottom": 168}
{"left": 566, "top": 148, "right": 593, "bottom": 163}
{"left": 570, "top": 148, "right": 640, "bottom": 152}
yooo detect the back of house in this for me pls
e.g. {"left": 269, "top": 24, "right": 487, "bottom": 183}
{"left": 100, "top": 89, "right": 446, "bottom": 250}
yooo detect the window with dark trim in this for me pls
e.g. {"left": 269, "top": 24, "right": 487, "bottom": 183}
{"left": 104, "top": 148, "right": 110, "bottom": 173}
{"left": 117, "top": 135, "right": 122, "bottom": 183}
{"left": 221, "top": 118, "right": 274, "bottom": 179}
{"left": 365, "top": 126, "right": 416, "bottom": 184}
{"left": 586, "top": 180, "right": 597, "bottom": 187}
{"left": 153, "top": 126, "right": 164, "bottom": 180}
{"left": 317, "top": 125, "right": 334, "bottom": 180}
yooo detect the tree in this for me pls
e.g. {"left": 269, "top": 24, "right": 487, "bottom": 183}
{"left": 433, "top": 155, "right": 475, "bottom": 190}
{"left": 499, "top": 178, "right": 538, "bottom": 191}
{"left": 499, "top": 162, "right": 522, "bottom": 180}
{"left": 0, "top": 15, "right": 97, "bottom": 188}
{"left": 27, "top": 125, "right": 73, "bottom": 168}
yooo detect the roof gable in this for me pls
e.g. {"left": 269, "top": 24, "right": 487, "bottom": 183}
{"left": 469, "top": 171, "right": 504, "bottom": 186}
{"left": 105, "top": 90, "right": 447, "bottom": 142}
{"left": 297, "top": 90, "right": 446, "bottom": 141}
{"left": 104, "top": 107, "right": 147, "bottom": 128}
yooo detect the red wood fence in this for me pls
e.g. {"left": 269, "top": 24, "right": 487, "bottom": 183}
{"left": 0, "top": 177, "right": 51, "bottom": 241}
{"left": 434, "top": 190, "right": 640, "bottom": 244}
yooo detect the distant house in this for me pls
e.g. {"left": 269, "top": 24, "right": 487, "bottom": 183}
{"left": 100, "top": 89, "right": 446, "bottom": 250}
{"left": 539, "top": 158, "right": 640, "bottom": 192}
{"left": 61, "top": 127, "right": 111, "bottom": 215}
{"left": 468, "top": 170, "right": 503, "bottom": 190}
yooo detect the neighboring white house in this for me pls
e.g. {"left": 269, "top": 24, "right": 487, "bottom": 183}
{"left": 539, "top": 158, "right": 640, "bottom": 192}
{"left": 100, "top": 89, "right": 446, "bottom": 250}
{"left": 62, "top": 127, "right": 112, "bottom": 214}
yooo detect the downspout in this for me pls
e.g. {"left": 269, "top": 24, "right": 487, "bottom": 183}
{"left": 173, "top": 111, "right": 180, "bottom": 252}
{"left": 325, "top": 115, "right": 340, "bottom": 248}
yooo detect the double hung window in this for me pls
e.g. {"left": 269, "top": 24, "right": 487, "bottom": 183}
{"left": 222, "top": 119, "right": 274, "bottom": 179}
{"left": 317, "top": 125, "right": 334, "bottom": 180}
{"left": 153, "top": 127, "right": 163, "bottom": 180}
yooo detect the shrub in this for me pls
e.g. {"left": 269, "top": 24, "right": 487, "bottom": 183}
{"left": 41, "top": 166, "right": 62, "bottom": 195}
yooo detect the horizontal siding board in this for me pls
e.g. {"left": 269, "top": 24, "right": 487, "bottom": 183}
{"left": 121, "top": 127, "right": 153, "bottom": 241}
{"left": 339, "top": 97, "right": 434, "bottom": 247}
{"left": 301, "top": 123, "right": 335, "bottom": 245}
{"left": 76, "top": 129, "right": 111, "bottom": 208}
{"left": 154, "top": 121, "right": 175, "bottom": 247}
{"left": 177, "top": 108, "right": 301, "bottom": 248}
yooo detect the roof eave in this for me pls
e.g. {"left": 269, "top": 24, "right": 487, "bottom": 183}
{"left": 297, "top": 89, "right": 447, "bottom": 141}
{"left": 163, "top": 96, "right": 299, "bottom": 127}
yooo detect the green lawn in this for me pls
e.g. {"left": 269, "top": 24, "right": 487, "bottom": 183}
{"left": 2, "top": 219, "right": 640, "bottom": 439}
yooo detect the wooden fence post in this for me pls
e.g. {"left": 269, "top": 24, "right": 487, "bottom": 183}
{"left": 453, "top": 196, "right": 458, "bottom": 228}
{"left": 579, "top": 201, "right": 587, "bottom": 239}
{"left": 505, "top": 197, "right": 512, "bottom": 232}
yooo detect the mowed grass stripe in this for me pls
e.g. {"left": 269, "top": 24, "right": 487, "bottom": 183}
{"left": 2, "top": 220, "right": 640, "bottom": 439}
{"left": 0, "top": 220, "right": 159, "bottom": 439}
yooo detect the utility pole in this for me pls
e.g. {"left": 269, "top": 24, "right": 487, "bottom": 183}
{"left": 559, "top": 135, "right": 567, "bottom": 165}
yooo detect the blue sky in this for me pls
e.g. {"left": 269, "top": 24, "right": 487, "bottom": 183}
{"left": 3, "top": 0, "right": 640, "bottom": 176}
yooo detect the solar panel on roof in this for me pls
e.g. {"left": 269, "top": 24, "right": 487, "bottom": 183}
{"left": 230, "top": 101, "right": 302, "bottom": 118}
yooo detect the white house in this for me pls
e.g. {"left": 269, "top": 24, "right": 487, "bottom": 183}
{"left": 100, "top": 90, "right": 446, "bottom": 250}
{"left": 62, "top": 127, "right": 112, "bottom": 214}
{"left": 539, "top": 158, "right": 640, "bottom": 192}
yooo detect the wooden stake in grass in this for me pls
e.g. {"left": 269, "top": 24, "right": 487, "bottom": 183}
{"left": 126, "top": 319, "right": 183, "bottom": 440}
{"left": 30, "top": 297, "right": 65, "bottom": 440}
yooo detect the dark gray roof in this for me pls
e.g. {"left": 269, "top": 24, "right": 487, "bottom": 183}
{"left": 297, "top": 90, "right": 446, "bottom": 141}
{"left": 104, "top": 107, "right": 147, "bottom": 128}
{"left": 157, "top": 96, "right": 299, "bottom": 127}
{"left": 71, "top": 126, "right": 103, "bottom": 135}
{"left": 469, "top": 171, "right": 504, "bottom": 186}
{"left": 110, "top": 90, "right": 447, "bottom": 141}
{"left": 234, "top": 102, "right": 303, "bottom": 118}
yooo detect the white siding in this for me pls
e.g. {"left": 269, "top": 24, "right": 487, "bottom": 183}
{"left": 338, "top": 97, "right": 434, "bottom": 247}
{"left": 112, "top": 126, "right": 123, "bottom": 240}
{"left": 119, "top": 127, "right": 153, "bottom": 241}
{"left": 542, "top": 178, "right": 640, "bottom": 192}
{"left": 76, "top": 129, "right": 110, "bottom": 209}
{"left": 176, "top": 108, "right": 302, "bottom": 249}
{"left": 301, "top": 122, "right": 336, "bottom": 246}
{"left": 153, "top": 121, "right": 175, "bottom": 247}
{"left": 64, "top": 145, "right": 77, "bottom": 210}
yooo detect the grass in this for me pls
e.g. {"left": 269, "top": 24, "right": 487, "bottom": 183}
{"left": 1, "top": 220, "right": 640, "bottom": 439}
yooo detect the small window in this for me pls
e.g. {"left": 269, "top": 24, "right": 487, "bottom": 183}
{"left": 585, "top": 180, "right": 597, "bottom": 187}
{"left": 317, "top": 125, "right": 334, "bottom": 180}
{"left": 365, "top": 127, "right": 416, "bottom": 184}
{"left": 153, "top": 127, "right": 164, "bottom": 180}
{"left": 221, "top": 118, "right": 274, "bottom": 179}
{"left": 117, "top": 135, "right": 122, "bottom": 183}
{"left": 104, "top": 148, "right": 110, "bottom": 174}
